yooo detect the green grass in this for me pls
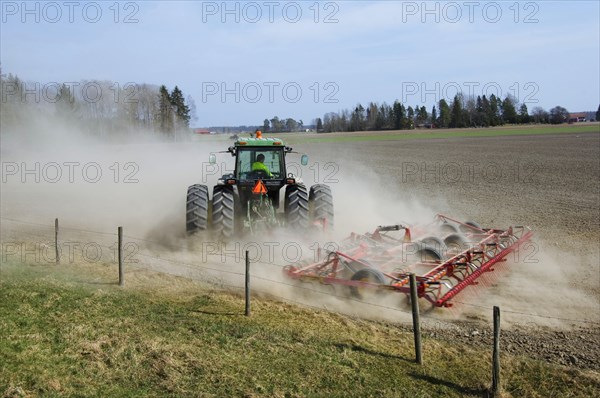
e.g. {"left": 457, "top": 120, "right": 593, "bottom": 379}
{"left": 1, "top": 263, "right": 598, "bottom": 397}
{"left": 284, "top": 124, "right": 600, "bottom": 144}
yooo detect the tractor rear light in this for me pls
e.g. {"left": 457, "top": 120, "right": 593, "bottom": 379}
{"left": 227, "top": 179, "right": 236, "bottom": 185}
{"left": 286, "top": 178, "right": 295, "bottom": 185}
{"left": 238, "top": 141, "right": 247, "bottom": 145}
{"left": 273, "top": 141, "right": 282, "bottom": 145}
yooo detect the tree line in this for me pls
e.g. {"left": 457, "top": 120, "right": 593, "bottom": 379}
{"left": 0, "top": 71, "right": 195, "bottom": 137}
{"left": 261, "top": 116, "right": 305, "bottom": 133}
{"left": 312, "top": 94, "right": 594, "bottom": 133}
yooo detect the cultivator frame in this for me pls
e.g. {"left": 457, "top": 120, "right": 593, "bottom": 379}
{"left": 284, "top": 215, "right": 533, "bottom": 307}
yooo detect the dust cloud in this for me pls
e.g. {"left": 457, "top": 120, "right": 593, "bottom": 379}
{"left": 1, "top": 120, "right": 596, "bottom": 329}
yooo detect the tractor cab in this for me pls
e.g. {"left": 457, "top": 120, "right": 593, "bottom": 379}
{"left": 235, "top": 145, "right": 285, "bottom": 180}
{"left": 226, "top": 133, "right": 299, "bottom": 210}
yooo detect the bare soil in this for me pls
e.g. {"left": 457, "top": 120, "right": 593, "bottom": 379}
{"left": 303, "top": 131, "right": 600, "bottom": 370}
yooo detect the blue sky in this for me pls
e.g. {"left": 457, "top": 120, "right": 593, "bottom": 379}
{"left": 1, "top": 0, "right": 599, "bottom": 126}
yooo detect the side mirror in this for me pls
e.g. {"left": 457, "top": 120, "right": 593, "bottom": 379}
{"left": 209, "top": 153, "right": 216, "bottom": 164}
{"left": 301, "top": 154, "right": 308, "bottom": 166}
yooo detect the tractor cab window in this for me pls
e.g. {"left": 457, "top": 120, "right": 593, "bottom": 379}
{"left": 236, "top": 149, "right": 283, "bottom": 180}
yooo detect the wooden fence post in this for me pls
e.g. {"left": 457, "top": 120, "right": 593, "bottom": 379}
{"left": 409, "top": 273, "right": 422, "bottom": 365}
{"left": 245, "top": 250, "right": 251, "bottom": 316}
{"left": 118, "top": 226, "right": 124, "bottom": 286}
{"left": 491, "top": 306, "right": 501, "bottom": 397}
{"left": 54, "top": 218, "right": 60, "bottom": 264}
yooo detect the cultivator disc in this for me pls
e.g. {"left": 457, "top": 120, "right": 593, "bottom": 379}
{"left": 284, "top": 215, "right": 533, "bottom": 307}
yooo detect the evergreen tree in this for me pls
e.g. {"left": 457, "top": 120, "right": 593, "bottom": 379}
{"left": 158, "top": 85, "right": 173, "bottom": 133}
{"left": 186, "top": 94, "right": 197, "bottom": 126}
{"left": 406, "top": 106, "right": 415, "bottom": 129}
{"left": 502, "top": 96, "right": 518, "bottom": 124}
{"left": 392, "top": 101, "right": 404, "bottom": 129}
{"left": 263, "top": 118, "right": 270, "bottom": 132}
{"left": 437, "top": 99, "right": 451, "bottom": 128}
{"left": 350, "top": 104, "right": 365, "bottom": 131}
{"left": 450, "top": 95, "right": 464, "bottom": 128}
{"left": 399, "top": 104, "right": 408, "bottom": 129}
{"left": 474, "top": 95, "right": 484, "bottom": 126}
{"left": 596, "top": 105, "right": 600, "bottom": 122}
{"left": 518, "top": 103, "right": 530, "bottom": 124}
{"left": 170, "top": 86, "right": 190, "bottom": 129}
{"left": 378, "top": 103, "right": 390, "bottom": 130}
{"left": 489, "top": 94, "right": 500, "bottom": 126}
{"left": 55, "top": 83, "right": 78, "bottom": 119}
{"left": 415, "top": 106, "right": 427, "bottom": 125}
{"left": 431, "top": 105, "right": 437, "bottom": 125}
{"left": 316, "top": 117, "right": 323, "bottom": 132}
{"left": 481, "top": 95, "right": 491, "bottom": 126}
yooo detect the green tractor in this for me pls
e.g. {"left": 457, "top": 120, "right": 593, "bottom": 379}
{"left": 186, "top": 132, "right": 334, "bottom": 238}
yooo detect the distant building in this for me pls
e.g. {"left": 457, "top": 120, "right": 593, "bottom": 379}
{"left": 568, "top": 113, "right": 588, "bottom": 123}
{"left": 193, "top": 128, "right": 211, "bottom": 135}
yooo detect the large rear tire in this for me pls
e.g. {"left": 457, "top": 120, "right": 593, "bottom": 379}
{"left": 284, "top": 184, "right": 309, "bottom": 229}
{"left": 309, "top": 184, "right": 334, "bottom": 229}
{"left": 212, "top": 185, "right": 235, "bottom": 239}
{"left": 186, "top": 184, "right": 209, "bottom": 234}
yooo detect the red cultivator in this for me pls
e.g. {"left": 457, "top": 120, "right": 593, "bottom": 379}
{"left": 284, "top": 215, "right": 533, "bottom": 307}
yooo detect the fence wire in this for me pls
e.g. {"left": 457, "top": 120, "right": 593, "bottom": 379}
{"left": 2, "top": 216, "right": 599, "bottom": 326}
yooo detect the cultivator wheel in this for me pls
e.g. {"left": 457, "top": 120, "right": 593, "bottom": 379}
{"left": 439, "top": 222, "right": 459, "bottom": 234}
{"left": 459, "top": 221, "right": 483, "bottom": 234}
{"left": 443, "top": 233, "right": 467, "bottom": 254}
{"left": 285, "top": 184, "right": 309, "bottom": 229}
{"left": 350, "top": 268, "right": 386, "bottom": 299}
{"left": 416, "top": 246, "right": 443, "bottom": 262}
{"left": 186, "top": 184, "right": 209, "bottom": 234}
{"left": 212, "top": 185, "right": 236, "bottom": 239}
{"left": 418, "top": 236, "right": 446, "bottom": 251}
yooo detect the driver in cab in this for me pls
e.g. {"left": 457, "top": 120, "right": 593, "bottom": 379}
{"left": 252, "top": 154, "right": 273, "bottom": 178}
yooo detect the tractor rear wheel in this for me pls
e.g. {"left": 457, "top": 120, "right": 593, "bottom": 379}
{"left": 309, "top": 184, "right": 334, "bottom": 229}
{"left": 212, "top": 185, "right": 235, "bottom": 239}
{"left": 284, "top": 184, "right": 309, "bottom": 229}
{"left": 186, "top": 184, "right": 209, "bottom": 234}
